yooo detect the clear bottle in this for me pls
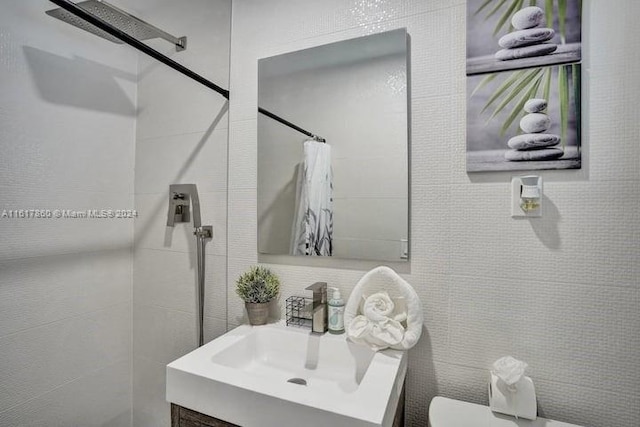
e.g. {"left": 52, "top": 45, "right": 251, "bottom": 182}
{"left": 328, "top": 287, "right": 345, "bottom": 334}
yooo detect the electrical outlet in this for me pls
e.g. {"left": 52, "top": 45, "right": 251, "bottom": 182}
{"left": 511, "top": 176, "right": 542, "bottom": 218}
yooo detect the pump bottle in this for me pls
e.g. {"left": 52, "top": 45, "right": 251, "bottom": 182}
{"left": 328, "top": 287, "right": 345, "bottom": 334}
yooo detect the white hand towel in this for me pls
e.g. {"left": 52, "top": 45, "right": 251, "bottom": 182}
{"left": 362, "top": 292, "right": 408, "bottom": 323}
{"left": 346, "top": 314, "right": 404, "bottom": 351}
{"left": 363, "top": 291, "right": 395, "bottom": 321}
{"left": 346, "top": 315, "right": 372, "bottom": 340}
{"left": 368, "top": 318, "right": 405, "bottom": 348}
{"left": 345, "top": 266, "right": 423, "bottom": 351}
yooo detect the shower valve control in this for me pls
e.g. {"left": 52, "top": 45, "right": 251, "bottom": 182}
{"left": 169, "top": 192, "right": 191, "bottom": 225}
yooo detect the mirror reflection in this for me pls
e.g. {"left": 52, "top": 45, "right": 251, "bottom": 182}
{"left": 257, "top": 29, "right": 409, "bottom": 262}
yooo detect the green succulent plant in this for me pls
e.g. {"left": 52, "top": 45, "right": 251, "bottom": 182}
{"left": 235, "top": 266, "right": 280, "bottom": 304}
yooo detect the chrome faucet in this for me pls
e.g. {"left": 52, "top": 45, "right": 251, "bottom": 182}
{"left": 306, "top": 282, "right": 328, "bottom": 334}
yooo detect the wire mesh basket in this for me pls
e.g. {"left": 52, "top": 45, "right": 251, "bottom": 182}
{"left": 285, "top": 295, "right": 313, "bottom": 329}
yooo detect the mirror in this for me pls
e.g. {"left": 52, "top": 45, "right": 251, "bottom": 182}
{"left": 257, "top": 29, "right": 409, "bottom": 262}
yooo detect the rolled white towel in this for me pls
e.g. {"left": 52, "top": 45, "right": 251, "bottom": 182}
{"left": 363, "top": 291, "right": 395, "bottom": 321}
{"left": 362, "top": 291, "right": 408, "bottom": 323}
{"left": 347, "top": 315, "right": 372, "bottom": 341}
{"left": 346, "top": 315, "right": 404, "bottom": 351}
{"left": 368, "top": 318, "right": 404, "bottom": 349}
{"left": 347, "top": 292, "right": 407, "bottom": 351}
{"left": 345, "top": 266, "right": 423, "bottom": 351}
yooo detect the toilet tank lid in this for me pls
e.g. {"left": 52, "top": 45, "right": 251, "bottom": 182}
{"left": 428, "top": 397, "right": 584, "bottom": 427}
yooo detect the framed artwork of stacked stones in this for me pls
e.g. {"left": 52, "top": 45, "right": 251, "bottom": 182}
{"left": 466, "top": 0, "right": 582, "bottom": 172}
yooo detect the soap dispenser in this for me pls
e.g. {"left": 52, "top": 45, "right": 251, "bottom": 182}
{"left": 328, "top": 287, "right": 345, "bottom": 334}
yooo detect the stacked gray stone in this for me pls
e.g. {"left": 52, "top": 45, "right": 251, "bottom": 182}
{"left": 505, "top": 98, "right": 563, "bottom": 161}
{"left": 495, "top": 7, "right": 557, "bottom": 61}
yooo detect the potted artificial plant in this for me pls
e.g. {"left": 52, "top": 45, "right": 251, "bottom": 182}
{"left": 235, "top": 266, "right": 280, "bottom": 325}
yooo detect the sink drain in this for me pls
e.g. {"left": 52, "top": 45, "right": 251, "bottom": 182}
{"left": 287, "top": 377, "right": 307, "bottom": 386}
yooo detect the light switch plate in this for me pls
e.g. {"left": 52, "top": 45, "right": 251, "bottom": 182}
{"left": 511, "top": 176, "right": 542, "bottom": 218}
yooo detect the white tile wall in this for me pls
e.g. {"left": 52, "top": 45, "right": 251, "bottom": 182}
{"left": 0, "top": 0, "right": 135, "bottom": 425}
{"left": 133, "top": 249, "right": 227, "bottom": 318}
{"left": 136, "top": 68, "right": 229, "bottom": 140}
{"left": 0, "top": 360, "right": 132, "bottom": 427}
{"left": 0, "top": 187, "right": 134, "bottom": 261}
{"left": 131, "top": 303, "right": 227, "bottom": 427}
{"left": 0, "top": 250, "right": 131, "bottom": 337}
{"left": 131, "top": 1, "right": 232, "bottom": 426}
{"left": 133, "top": 356, "right": 170, "bottom": 427}
{"left": 135, "top": 130, "right": 229, "bottom": 195}
{"left": 134, "top": 191, "right": 227, "bottom": 257}
{"left": 449, "top": 277, "right": 640, "bottom": 392}
{"left": 449, "top": 181, "right": 640, "bottom": 287}
{"left": 0, "top": 303, "right": 131, "bottom": 412}
{"left": 229, "top": 1, "right": 640, "bottom": 426}
{"left": 133, "top": 0, "right": 231, "bottom": 141}
{"left": 2, "top": 1, "right": 638, "bottom": 426}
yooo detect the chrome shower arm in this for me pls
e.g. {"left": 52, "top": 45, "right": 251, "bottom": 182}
{"left": 46, "top": 0, "right": 186, "bottom": 51}
{"left": 46, "top": 0, "right": 229, "bottom": 98}
{"left": 92, "top": 0, "right": 187, "bottom": 50}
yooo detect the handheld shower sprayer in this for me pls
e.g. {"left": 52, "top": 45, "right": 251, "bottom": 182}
{"left": 167, "top": 184, "right": 212, "bottom": 347}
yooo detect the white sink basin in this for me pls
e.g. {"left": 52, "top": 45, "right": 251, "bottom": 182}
{"left": 166, "top": 322, "right": 407, "bottom": 427}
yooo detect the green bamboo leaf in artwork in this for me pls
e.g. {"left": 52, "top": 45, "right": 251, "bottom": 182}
{"left": 545, "top": 0, "right": 553, "bottom": 28}
{"left": 474, "top": 0, "right": 496, "bottom": 16}
{"left": 572, "top": 64, "right": 581, "bottom": 153}
{"left": 471, "top": 73, "right": 499, "bottom": 98}
{"left": 558, "top": 65, "right": 569, "bottom": 149}
{"left": 532, "top": 74, "right": 543, "bottom": 100}
{"left": 485, "top": 0, "right": 510, "bottom": 19}
{"left": 542, "top": 67, "right": 552, "bottom": 107}
{"left": 487, "top": 68, "right": 543, "bottom": 121}
{"left": 494, "top": 0, "right": 523, "bottom": 36}
{"left": 500, "top": 75, "right": 543, "bottom": 136}
{"left": 558, "top": 0, "right": 567, "bottom": 44}
{"left": 480, "top": 70, "right": 528, "bottom": 114}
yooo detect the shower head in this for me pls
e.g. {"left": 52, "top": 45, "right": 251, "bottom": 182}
{"left": 46, "top": 0, "right": 186, "bottom": 51}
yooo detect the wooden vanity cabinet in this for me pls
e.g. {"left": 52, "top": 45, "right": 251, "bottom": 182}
{"left": 171, "top": 383, "right": 405, "bottom": 427}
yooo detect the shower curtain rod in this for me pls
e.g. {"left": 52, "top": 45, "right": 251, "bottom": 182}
{"left": 48, "top": 1, "right": 325, "bottom": 142}
{"left": 258, "top": 107, "right": 326, "bottom": 143}
{"left": 48, "top": 0, "right": 230, "bottom": 99}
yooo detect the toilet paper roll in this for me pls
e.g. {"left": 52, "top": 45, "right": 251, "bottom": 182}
{"left": 488, "top": 373, "right": 537, "bottom": 420}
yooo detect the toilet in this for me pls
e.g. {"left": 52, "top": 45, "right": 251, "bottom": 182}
{"left": 428, "top": 397, "right": 584, "bottom": 427}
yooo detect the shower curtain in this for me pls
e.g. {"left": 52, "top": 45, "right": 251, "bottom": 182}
{"left": 290, "top": 140, "right": 333, "bottom": 256}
